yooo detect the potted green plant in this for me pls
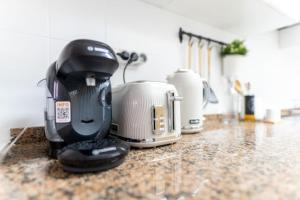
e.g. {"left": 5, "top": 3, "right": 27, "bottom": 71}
{"left": 221, "top": 40, "right": 248, "bottom": 78}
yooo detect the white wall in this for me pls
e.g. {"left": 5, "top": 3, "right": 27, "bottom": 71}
{"left": 279, "top": 24, "right": 300, "bottom": 48}
{"left": 1, "top": 0, "right": 300, "bottom": 149}
{"left": 0, "top": 0, "right": 236, "bottom": 148}
{"left": 234, "top": 31, "right": 300, "bottom": 110}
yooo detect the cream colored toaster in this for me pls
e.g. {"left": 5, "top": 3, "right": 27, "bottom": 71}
{"left": 110, "top": 81, "right": 182, "bottom": 148}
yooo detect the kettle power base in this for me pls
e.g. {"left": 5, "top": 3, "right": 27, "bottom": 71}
{"left": 181, "top": 127, "right": 204, "bottom": 134}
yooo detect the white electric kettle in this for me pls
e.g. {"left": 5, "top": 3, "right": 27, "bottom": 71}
{"left": 167, "top": 69, "right": 209, "bottom": 133}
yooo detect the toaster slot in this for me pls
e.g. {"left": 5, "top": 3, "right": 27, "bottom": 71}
{"left": 152, "top": 105, "right": 165, "bottom": 135}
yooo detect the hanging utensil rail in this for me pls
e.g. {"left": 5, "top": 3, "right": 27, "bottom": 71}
{"left": 179, "top": 27, "right": 227, "bottom": 46}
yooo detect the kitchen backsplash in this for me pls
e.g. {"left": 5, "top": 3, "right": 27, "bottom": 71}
{"left": 1, "top": 0, "right": 300, "bottom": 148}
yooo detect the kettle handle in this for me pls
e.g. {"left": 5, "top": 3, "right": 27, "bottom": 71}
{"left": 202, "top": 79, "right": 210, "bottom": 109}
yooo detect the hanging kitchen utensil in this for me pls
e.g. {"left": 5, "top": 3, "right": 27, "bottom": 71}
{"left": 187, "top": 36, "right": 194, "bottom": 70}
{"left": 220, "top": 45, "right": 225, "bottom": 76}
{"left": 197, "top": 41, "right": 218, "bottom": 104}
{"left": 203, "top": 82, "right": 219, "bottom": 104}
{"left": 207, "top": 43, "right": 213, "bottom": 84}
{"left": 197, "top": 40, "right": 204, "bottom": 76}
{"left": 204, "top": 42, "right": 218, "bottom": 104}
{"left": 234, "top": 80, "right": 243, "bottom": 95}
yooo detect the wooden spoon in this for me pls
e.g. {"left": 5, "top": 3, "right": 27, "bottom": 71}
{"left": 187, "top": 38, "right": 194, "bottom": 70}
{"left": 234, "top": 80, "right": 243, "bottom": 95}
{"left": 207, "top": 45, "right": 213, "bottom": 83}
{"left": 198, "top": 41, "right": 204, "bottom": 76}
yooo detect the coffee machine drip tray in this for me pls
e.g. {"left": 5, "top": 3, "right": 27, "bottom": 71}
{"left": 57, "top": 137, "right": 129, "bottom": 173}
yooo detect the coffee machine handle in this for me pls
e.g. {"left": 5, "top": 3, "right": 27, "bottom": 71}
{"left": 202, "top": 80, "right": 210, "bottom": 109}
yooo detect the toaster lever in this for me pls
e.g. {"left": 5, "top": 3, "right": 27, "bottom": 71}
{"left": 167, "top": 91, "right": 182, "bottom": 132}
{"left": 171, "top": 96, "right": 183, "bottom": 101}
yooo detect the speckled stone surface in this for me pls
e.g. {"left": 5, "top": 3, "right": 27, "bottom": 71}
{"left": 1, "top": 117, "right": 300, "bottom": 200}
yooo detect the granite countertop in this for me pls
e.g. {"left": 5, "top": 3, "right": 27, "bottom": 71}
{"left": 1, "top": 116, "right": 300, "bottom": 200}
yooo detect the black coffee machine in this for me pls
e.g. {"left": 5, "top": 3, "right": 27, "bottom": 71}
{"left": 44, "top": 39, "right": 129, "bottom": 173}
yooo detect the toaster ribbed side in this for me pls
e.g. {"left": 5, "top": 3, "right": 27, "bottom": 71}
{"left": 111, "top": 82, "right": 181, "bottom": 142}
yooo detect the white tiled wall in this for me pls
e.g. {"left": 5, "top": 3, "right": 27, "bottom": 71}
{"left": 1, "top": 0, "right": 300, "bottom": 149}
{"left": 0, "top": 0, "right": 236, "bottom": 149}
{"left": 49, "top": 0, "right": 108, "bottom": 41}
{"left": 0, "top": 0, "right": 49, "bottom": 36}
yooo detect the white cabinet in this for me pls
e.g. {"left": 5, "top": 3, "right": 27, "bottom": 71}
{"left": 139, "top": 0, "right": 300, "bottom": 36}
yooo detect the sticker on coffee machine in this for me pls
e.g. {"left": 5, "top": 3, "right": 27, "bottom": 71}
{"left": 55, "top": 101, "right": 71, "bottom": 123}
{"left": 189, "top": 119, "right": 200, "bottom": 124}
